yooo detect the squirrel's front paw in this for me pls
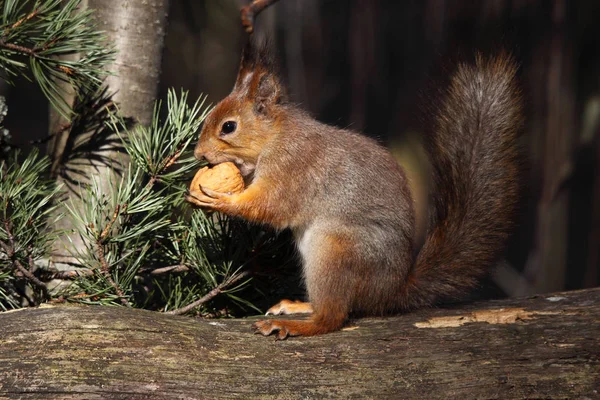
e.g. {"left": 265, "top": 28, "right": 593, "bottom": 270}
{"left": 252, "top": 319, "right": 292, "bottom": 340}
{"left": 185, "top": 190, "right": 217, "bottom": 208}
{"left": 185, "top": 186, "right": 230, "bottom": 210}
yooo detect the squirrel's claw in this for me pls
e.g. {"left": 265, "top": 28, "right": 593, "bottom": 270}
{"left": 252, "top": 320, "right": 291, "bottom": 340}
{"left": 200, "top": 185, "right": 230, "bottom": 199}
{"left": 185, "top": 191, "right": 219, "bottom": 209}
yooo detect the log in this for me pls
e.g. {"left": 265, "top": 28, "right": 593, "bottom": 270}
{"left": 0, "top": 288, "right": 599, "bottom": 399}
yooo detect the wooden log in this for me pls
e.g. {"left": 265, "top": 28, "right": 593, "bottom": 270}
{"left": 0, "top": 288, "right": 599, "bottom": 399}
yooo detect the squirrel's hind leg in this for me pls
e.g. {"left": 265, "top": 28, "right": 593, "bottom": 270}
{"left": 252, "top": 230, "right": 356, "bottom": 339}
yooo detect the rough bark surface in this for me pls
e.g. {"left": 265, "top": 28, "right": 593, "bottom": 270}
{"left": 0, "top": 288, "right": 598, "bottom": 400}
{"left": 89, "top": 0, "right": 170, "bottom": 126}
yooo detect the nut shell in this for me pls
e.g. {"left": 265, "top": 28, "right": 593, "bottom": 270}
{"left": 190, "top": 162, "right": 245, "bottom": 195}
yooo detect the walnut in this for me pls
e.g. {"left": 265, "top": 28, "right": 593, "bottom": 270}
{"left": 190, "top": 162, "right": 245, "bottom": 195}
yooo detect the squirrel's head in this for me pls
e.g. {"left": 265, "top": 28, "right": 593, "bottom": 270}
{"left": 195, "top": 41, "right": 286, "bottom": 177}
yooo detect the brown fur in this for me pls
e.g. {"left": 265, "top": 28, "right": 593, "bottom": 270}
{"left": 191, "top": 43, "right": 523, "bottom": 339}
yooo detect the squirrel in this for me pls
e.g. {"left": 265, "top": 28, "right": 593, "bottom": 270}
{"left": 186, "top": 42, "right": 523, "bottom": 339}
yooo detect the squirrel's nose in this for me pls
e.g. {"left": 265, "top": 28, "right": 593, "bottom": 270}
{"left": 195, "top": 153, "right": 207, "bottom": 162}
{"left": 193, "top": 144, "right": 206, "bottom": 161}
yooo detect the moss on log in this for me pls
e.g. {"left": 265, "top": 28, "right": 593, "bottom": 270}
{"left": 1, "top": 288, "right": 599, "bottom": 399}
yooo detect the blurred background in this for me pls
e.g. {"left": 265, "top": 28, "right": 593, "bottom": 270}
{"left": 3, "top": 0, "right": 600, "bottom": 300}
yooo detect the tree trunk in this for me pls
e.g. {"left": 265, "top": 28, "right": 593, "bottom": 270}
{"left": 527, "top": 0, "right": 577, "bottom": 294}
{"left": 1, "top": 288, "right": 598, "bottom": 399}
{"left": 88, "top": 0, "right": 170, "bottom": 126}
{"left": 49, "top": 0, "right": 170, "bottom": 264}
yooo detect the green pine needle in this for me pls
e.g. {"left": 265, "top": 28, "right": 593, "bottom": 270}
{"left": 0, "top": 149, "right": 62, "bottom": 308}
{"left": 0, "top": 0, "right": 115, "bottom": 117}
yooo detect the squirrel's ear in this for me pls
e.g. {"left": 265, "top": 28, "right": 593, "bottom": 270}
{"left": 253, "top": 73, "right": 284, "bottom": 114}
{"left": 233, "top": 40, "right": 286, "bottom": 115}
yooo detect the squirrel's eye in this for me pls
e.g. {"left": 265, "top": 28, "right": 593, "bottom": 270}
{"left": 221, "top": 121, "right": 237, "bottom": 135}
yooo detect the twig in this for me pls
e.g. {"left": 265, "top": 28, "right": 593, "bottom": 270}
{"left": 50, "top": 269, "right": 94, "bottom": 279}
{"left": 94, "top": 239, "right": 110, "bottom": 274}
{"left": 100, "top": 205, "right": 119, "bottom": 242}
{"left": 13, "top": 259, "right": 50, "bottom": 299}
{"left": 35, "top": 37, "right": 59, "bottom": 52}
{"left": 240, "top": 0, "right": 280, "bottom": 34}
{"left": 0, "top": 240, "right": 12, "bottom": 255}
{"left": 7, "top": 9, "right": 39, "bottom": 31}
{"left": 163, "top": 146, "right": 185, "bottom": 170}
{"left": 166, "top": 270, "right": 251, "bottom": 315}
{"left": 0, "top": 40, "right": 36, "bottom": 56}
{"left": 27, "top": 247, "right": 36, "bottom": 273}
{"left": 100, "top": 203, "right": 127, "bottom": 242}
{"left": 150, "top": 264, "right": 190, "bottom": 275}
{"left": 1, "top": 221, "right": 50, "bottom": 300}
{"left": 147, "top": 175, "right": 160, "bottom": 188}
{"left": 147, "top": 143, "right": 187, "bottom": 188}
{"left": 95, "top": 235, "right": 131, "bottom": 307}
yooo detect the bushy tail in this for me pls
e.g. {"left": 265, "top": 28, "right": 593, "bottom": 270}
{"left": 405, "top": 54, "right": 523, "bottom": 308}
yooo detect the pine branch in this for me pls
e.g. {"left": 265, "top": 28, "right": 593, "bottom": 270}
{"left": 0, "top": 0, "right": 115, "bottom": 116}
{"left": 166, "top": 270, "right": 251, "bottom": 315}
{"left": 89, "top": 203, "right": 131, "bottom": 307}
{"left": 57, "top": 89, "right": 291, "bottom": 316}
{"left": 0, "top": 221, "right": 49, "bottom": 300}
{"left": 0, "top": 149, "right": 61, "bottom": 307}
{"left": 146, "top": 142, "right": 187, "bottom": 187}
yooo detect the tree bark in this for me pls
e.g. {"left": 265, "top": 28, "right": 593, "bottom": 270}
{"left": 0, "top": 288, "right": 598, "bottom": 399}
{"left": 88, "top": 0, "right": 170, "bottom": 127}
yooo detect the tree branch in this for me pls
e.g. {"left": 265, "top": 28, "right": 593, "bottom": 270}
{"left": 240, "top": 0, "right": 280, "bottom": 34}
{"left": 1, "top": 221, "right": 50, "bottom": 300}
{"left": 13, "top": 259, "right": 50, "bottom": 299}
{"left": 1, "top": 288, "right": 598, "bottom": 398}
{"left": 150, "top": 264, "right": 190, "bottom": 275}
{"left": 166, "top": 270, "right": 251, "bottom": 315}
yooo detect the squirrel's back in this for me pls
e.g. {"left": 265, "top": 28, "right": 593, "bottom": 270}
{"left": 265, "top": 110, "right": 413, "bottom": 229}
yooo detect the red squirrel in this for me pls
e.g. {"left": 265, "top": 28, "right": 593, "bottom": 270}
{"left": 186, "top": 42, "right": 523, "bottom": 339}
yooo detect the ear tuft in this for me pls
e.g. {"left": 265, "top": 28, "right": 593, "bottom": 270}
{"left": 233, "top": 39, "right": 286, "bottom": 114}
{"left": 235, "top": 40, "right": 274, "bottom": 90}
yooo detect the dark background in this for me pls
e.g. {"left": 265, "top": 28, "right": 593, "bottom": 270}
{"left": 4, "top": 0, "right": 600, "bottom": 299}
